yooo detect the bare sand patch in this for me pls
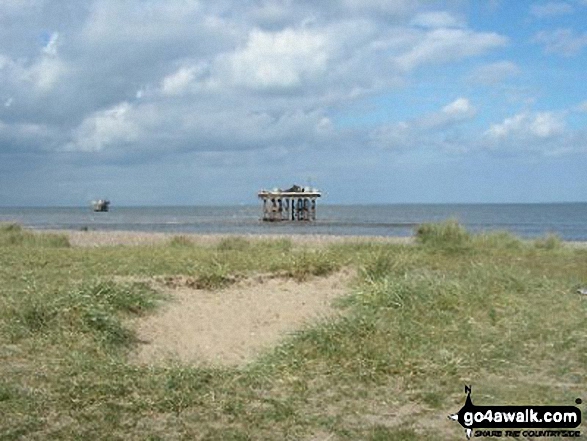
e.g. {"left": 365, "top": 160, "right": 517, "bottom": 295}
{"left": 131, "top": 270, "right": 354, "bottom": 366}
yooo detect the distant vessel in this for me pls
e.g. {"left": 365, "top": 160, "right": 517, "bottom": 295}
{"left": 92, "top": 199, "right": 110, "bottom": 212}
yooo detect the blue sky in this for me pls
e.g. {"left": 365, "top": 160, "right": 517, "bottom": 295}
{"left": 0, "top": 0, "right": 586, "bottom": 206}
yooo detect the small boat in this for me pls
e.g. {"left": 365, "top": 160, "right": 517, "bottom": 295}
{"left": 92, "top": 199, "right": 110, "bottom": 212}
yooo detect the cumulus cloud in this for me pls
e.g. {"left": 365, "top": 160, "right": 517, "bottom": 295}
{"left": 480, "top": 110, "right": 587, "bottom": 157}
{"left": 0, "top": 1, "right": 510, "bottom": 157}
{"left": 0, "top": 30, "right": 66, "bottom": 94}
{"left": 65, "top": 102, "right": 141, "bottom": 152}
{"left": 485, "top": 112, "right": 566, "bottom": 140}
{"left": 28, "top": 57, "right": 66, "bottom": 93}
{"left": 222, "top": 27, "right": 330, "bottom": 90}
{"left": 62, "top": 97, "right": 338, "bottom": 158}
{"left": 7, "top": 0, "right": 561, "bottom": 205}
{"left": 372, "top": 104, "right": 582, "bottom": 158}
{"left": 442, "top": 98, "right": 474, "bottom": 118}
{"left": 161, "top": 65, "right": 202, "bottom": 96}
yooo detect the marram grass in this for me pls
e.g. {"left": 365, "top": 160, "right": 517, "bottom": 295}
{"left": 0, "top": 222, "right": 585, "bottom": 440}
{"left": 0, "top": 223, "right": 70, "bottom": 248}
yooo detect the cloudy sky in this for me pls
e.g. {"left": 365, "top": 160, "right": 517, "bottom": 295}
{"left": 0, "top": 0, "right": 586, "bottom": 206}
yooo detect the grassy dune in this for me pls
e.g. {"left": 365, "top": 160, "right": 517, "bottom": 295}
{"left": 0, "top": 222, "right": 585, "bottom": 440}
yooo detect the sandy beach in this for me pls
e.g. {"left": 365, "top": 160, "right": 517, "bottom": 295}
{"left": 42, "top": 228, "right": 415, "bottom": 247}
{"left": 39, "top": 228, "right": 587, "bottom": 248}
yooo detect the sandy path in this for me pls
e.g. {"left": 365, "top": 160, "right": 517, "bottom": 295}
{"left": 131, "top": 270, "right": 354, "bottom": 366}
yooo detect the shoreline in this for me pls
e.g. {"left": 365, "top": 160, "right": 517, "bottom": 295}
{"left": 35, "top": 228, "right": 587, "bottom": 248}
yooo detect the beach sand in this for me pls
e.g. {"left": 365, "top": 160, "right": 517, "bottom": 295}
{"left": 40, "top": 228, "right": 587, "bottom": 248}
{"left": 131, "top": 269, "right": 355, "bottom": 366}
{"left": 44, "top": 229, "right": 414, "bottom": 247}
{"left": 48, "top": 229, "right": 587, "bottom": 248}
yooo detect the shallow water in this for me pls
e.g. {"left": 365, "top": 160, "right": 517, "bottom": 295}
{"left": 1, "top": 203, "right": 586, "bottom": 240}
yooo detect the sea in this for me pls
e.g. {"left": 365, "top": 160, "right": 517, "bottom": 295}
{"left": 1, "top": 203, "right": 586, "bottom": 241}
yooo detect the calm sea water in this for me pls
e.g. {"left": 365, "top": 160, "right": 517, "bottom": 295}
{"left": 0, "top": 204, "right": 586, "bottom": 240}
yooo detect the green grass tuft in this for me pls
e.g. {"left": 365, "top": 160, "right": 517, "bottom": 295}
{"left": 0, "top": 223, "right": 70, "bottom": 248}
{"left": 168, "top": 235, "right": 194, "bottom": 247}
{"left": 534, "top": 232, "right": 562, "bottom": 250}
{"left": 279, "top": 250, "right": 341, "bottom": 281}
{"left": 216, "top": 236, "right": 251, "bottom": 252}
{"left": 0, "top": 222, "right": 23, "bottom": 233}
{"left": 415, "top": 219, "right": 471, "bottom": 251}
{"left": 473, "top": 230, "right": 523, "bottom": 249}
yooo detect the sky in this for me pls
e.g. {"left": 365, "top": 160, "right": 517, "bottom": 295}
{"left": 0, "top": 0, "right": 586, "bottom": 206}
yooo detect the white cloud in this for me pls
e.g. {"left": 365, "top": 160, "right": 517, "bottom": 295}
{"left": 372, "top": 97, "right": 476, "bottom": 149}
{"left": 576, "top": 101, "right": 587, "bottom": 112}
{"left": 223, "top": 28, "right": 330, "bottom": 90}
{"left": 65, "top": 102, "right": 140, "bottom": 152}
{"left": 161, "top": 66, "right": 199, "bottom": 96}
{"left": 0, "top": 36, "right": 66, "bottom": 94}
{"left": 28, "top": 57, "right": 65, "bottom": 92}
{"left": 177, "top": 107, "right": 336, "bottom": 152}
{"left": 4, "top": 31, "right": 67, "bottom": 93}
{"left": 533, "top": 28, "right": 587, "bottom": 56}
{"left": 0, "top": 1, "right": 511, "bottom": 164}
{"left": 1, "top": 0, "right": 586, "bottom": 205}
{"left": 442, "top": 98, "right": 474, "bottom": 117}
{"left": 419, "top": 97, "right": 476, "bottom": 129}
{"left": 531, "top": 112, "right": 566, "bottom": 137}
{"left": 530, "top": 1, "right": 574, "bottom": 18}
{"left": 468, "top": 60, "right": 521, "bottom": 85}
{"left": 395, "top": 28, "right": 507, "bottom": 71}
{"left": 480, "top": 111, "right": 587, "bottom": 157}
{"left": 485, "top": 111, "right": 566, "bottom": 140}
